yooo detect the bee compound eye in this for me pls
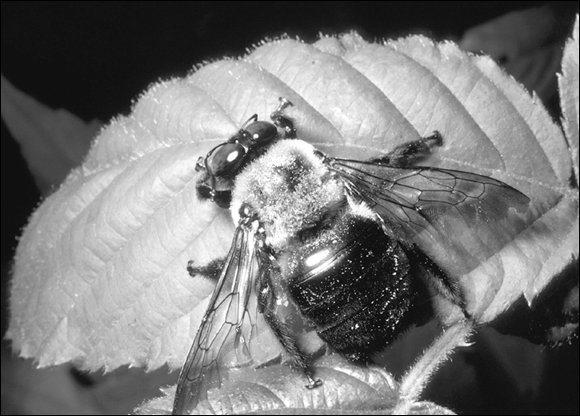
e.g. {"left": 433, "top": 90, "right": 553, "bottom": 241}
{"left": 208, "top": 143, "right": 246, "bottom": 176}
{"left": 244, "top": 121, "right": 278, "bottom": 143}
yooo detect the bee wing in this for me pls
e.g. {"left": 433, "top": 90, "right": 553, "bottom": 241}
{"left": 331, "top": 158, "right": 530, "bottom": 277}
{"left": 172, "top": 220, "right": 263, "bottom": 415}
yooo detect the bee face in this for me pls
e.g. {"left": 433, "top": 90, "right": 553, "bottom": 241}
{"left": 204, "top": 121, "right": 278, "bottom": 177}
{"left": 195, "top": 98, "right": 296, "bottom": 208}
{"left": 174, "top": 98, "right": 530, "bottom": 414}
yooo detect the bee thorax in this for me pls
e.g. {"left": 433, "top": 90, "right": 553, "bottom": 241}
{"left": 231, "top": 140, "right": 345, "bottom": 248}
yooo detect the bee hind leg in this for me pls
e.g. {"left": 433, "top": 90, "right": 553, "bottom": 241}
{"left": 372, "top": 131, "right": 444, "bottom": 167}
{"left": 405, "top": 246, "right": 470, "bottom": 319}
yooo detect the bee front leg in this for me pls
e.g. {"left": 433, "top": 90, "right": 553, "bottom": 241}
{"left": 271, "top": 97, "right": 297, "bottom": 139}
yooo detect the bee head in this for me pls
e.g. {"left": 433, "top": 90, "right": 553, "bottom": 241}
{"left": 195, "top": 115, "right": 281, "bottom": 207}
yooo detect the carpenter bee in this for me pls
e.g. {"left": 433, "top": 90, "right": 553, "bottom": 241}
{"left": 172, "top": 98, "right": 530, "bottom": 414}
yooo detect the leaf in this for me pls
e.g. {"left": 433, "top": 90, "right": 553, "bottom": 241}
{"left": 138, "top": 323, "right": 471, "bottom": 414}
{"left": 0, "top": 74, "right": 101, "bottom": 195}
{"left": 559, "top": 15, "right": 579, "bottom": 187}
{"left": 459, "top": 5, "right": 568, "bottom": 105}
{"left": 136, "top": 355, "right": 403, "bottom": 415}
{"left": 0, "top": 348, "right": 104, "bottom": 414}
{"left": 1, "top": 347, "right": 177, "bottom": 415}
{"left": 7, "top": 31, "right": 576, "bottom": 384}
{"left": 460, "top": 6, "right": 559, "bottom": 60}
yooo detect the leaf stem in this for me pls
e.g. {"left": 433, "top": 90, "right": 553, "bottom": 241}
{"left": 393, "top": 320, "right": 474, "bottom": 415}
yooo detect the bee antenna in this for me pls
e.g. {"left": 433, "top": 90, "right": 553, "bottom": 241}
{"left": 276, "top": 97, "right": 293, "bottom": 112}
{"left": 240, "top": 114, "right": 258, "bottom": 130}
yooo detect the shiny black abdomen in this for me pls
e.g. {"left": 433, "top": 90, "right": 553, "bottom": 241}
{"left": 287, "top": 216, "right": 421, "bottom": 360}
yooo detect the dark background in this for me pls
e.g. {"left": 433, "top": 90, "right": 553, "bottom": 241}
{"left": 2, "top": 2, "right": 578, "bottom": 414}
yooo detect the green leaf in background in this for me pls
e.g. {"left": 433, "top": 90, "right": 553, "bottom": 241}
{"left": 559, "top": 16, "right": 579, "bottom": 186}
{"left": 459, "top": 4, "right": 572, "bottom": 108}
{"left": 0, "top": 75, "right": 101, "bottom": 195}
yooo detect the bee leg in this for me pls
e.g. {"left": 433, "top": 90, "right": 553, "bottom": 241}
{"left": 271, "top": 97, "right": 296, "bottom": 139}
{"left": 194, "top": 156, "right": 206, "bottom": 172}
{"left": 186, "top": 258, "right": 226, "bottom": 281}
{"left": 371, "top": 131, "right": 444, "bottom": 167}
{"left": 405, "top": 246, "right": 471, "bottom": 319}
{"left": 257, "top": 264, "right": 322, "bottom": 388}
{"left": 305, "top": 374, "right": 323, "bottom": 389}
{"left": 195, "top": 177, "right": 213, "bottom": 201}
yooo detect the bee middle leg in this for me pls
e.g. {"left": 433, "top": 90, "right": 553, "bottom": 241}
{"left": 372, "top": 131, "right": 443, "bottom": 167}
{"left": 186, "top": 258, "right": 226, "bottom": 281}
